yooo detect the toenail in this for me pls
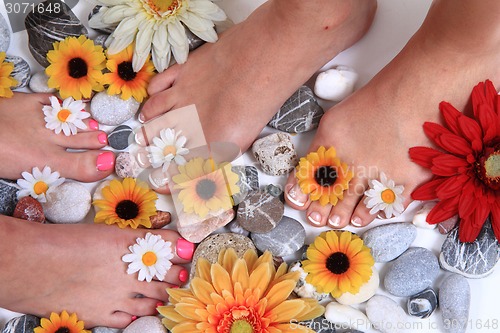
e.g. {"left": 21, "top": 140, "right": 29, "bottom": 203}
{"left": 96, "top": 151, "right": 115, "bottom": 171}
{"left": 308, "top": 212, "right": 322, "bottom": 226}
{"left": 286, "top": 184, "right": 306, "bottom": 207}
{"left": 138, "top": 113, "right": 145, "bottom": 123}
{"left": 156, "top": 302, "right": 164, "bottom": 308}
{"left": 176, "top": 238, "right": 195, "bottom": 261}
{"left": 328, "top": 215, "right": 341, "bottom": 228}
{"left": 98, "top": 133, "right": 107, "bottom": 144}
{"left": 178, "top": 269, "right": 188, "bottom": 283}
{"left": 131, "top": 315, "right": 138, "bottom": 321}
{"left": 89, "top": 119, "right": 99, "bottom": 130}
{"left": 351, "top": 216, "right": 363, "bottom": 227}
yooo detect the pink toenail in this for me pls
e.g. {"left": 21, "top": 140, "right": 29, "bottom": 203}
{"left": 156, "top": 302, "right": 164, "bottom": 308}
{"left": 138, "top": 113, "right": 145, "bottom": 123}
{"left": 328, "top": 215, "right": 341, "bottom": 228}
{"left": 178, "top": 269, "right": 188, "bottom": 283}
{"left": 176, "top": 238, "right": 195, "bottom": 261}
{"left": 131, "top": 316, "right": 138, "bottom": 321}
{"left": 286, "top": 184, "right": 306, "bottom": 207}
{"left": 308, "top": 212, "right": 322, "bottom": 226}
{"left": 96, "top": 151, "right": 115, "bottom": 171}
{"left": 89, "top": 119, "right": 99, "bottom": 130}
{"left": 98, "top": 133, "right": 107, "bottom": 144}
{"left": 351, "top": 216, "right": 363, "bottom": 227}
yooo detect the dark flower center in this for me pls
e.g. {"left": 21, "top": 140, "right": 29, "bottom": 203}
{"left": 196, "top": 179, "right": 217, "bottom": 200}
{"left": 115, "top": 200, "right": 140, "bottom": 220}
{"left": 477, "top": 146, "right": 500, "bottom": 190}
{"left": 326, "top": 251, "right": 350, "bottom": 275}
{"left": 68, "top": 57, "right": 88, "bottom": 78}
{"left": 55, "top": 327, "right": 70, "bottom": 333}
{"left": 117, "top": 61, "right": 137, "bottom": 81}
{"left": 314, "top": 166, "right": 338, "bottom": 187}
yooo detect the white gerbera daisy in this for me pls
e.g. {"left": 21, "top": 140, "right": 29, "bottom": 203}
{"left": 122, "top": 232, "right": 174, "bottom": 282}
{"left": 43, "top": 96, "right": 90, "bottom": 136}
{"left": 363, "top": 172, "right": 405, "bottom": 218}
{"left": 17, "top": 166, "right": 65, "bottom": 203}
{"left": 147, "top": 128, "right": 189, "bottom": 170}
{"left": 88, "top": 0, "right": 227, "bottom": 72}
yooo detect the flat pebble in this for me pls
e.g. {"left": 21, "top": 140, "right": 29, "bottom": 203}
{"left": 439, "top": 274, "right": 470, "bottom": 333}
{"left": 13, "top": 196, "right": 45, "bottom": 223}
{"left": 324, "top": 302, "right": 370, "bottom": 331}
{"left": 440, "top": 220, "right": 498, "bottom": 278}
{"left": 92, "top": 327, "right": 122, "bottom": 333}
{"left": 1, "top": 315, "right": 40, "bottom": 333}
{"left": 268, "top": 85, "right": 324, "bottom": 133}
{"left": 42, "top": 182, "right": 91, "bottom": 224}
{"left": 384, "top": 247, "right": 439, "bottom": 297}
{"left": 108, "top": 125, "right": 133, "bottom": 150}
{"left": 412, "top": 201, "right": 438, "bottom": 229}
{"left": 0, "top": 179, "right": 18, "bottom": 216}
{"left": 236, "top": 191, "right": 284, "bottom": 233}
{"left": 297, "top": 315, "right": 336, "bottom": 332}
{"left": 123, "top": 316, "right": 166, "bottom": 333}
{"left": 177, "top": 208, "right": 235, "bottom": 243}
{"left": 336, "top": 266, "right": 379, "bottom": 305}
{"left": 407, "top": 288, "right": 438, "bottom": 319}
{"left": 289, "top": 261, "right": 330, "bottom": 302}
{"left": 6, "top": 55, "right": 31, "bottom": 89}
{"left": 231, "top": 165, "right": 259, "bottom": 205}
{"left": 226, "top": 220, "right": 250, "bottom": 237}
{"left": 252, "top": 133, "right": 298, "bottom": 176}
{"left": 29, "top": 71, "right": 57, "bottom": 93}
{"left": 115, "top": 152, "right": 143, "bottom": 179}
{"left": 0, "top": 13, "right": 10, "bottom": 52}
{"left": 90, "top": 92, "right": 140, "bottom": 126}
{"left": 148, "top": 210, "right": 171, "bottom": 229}
{"left": 251, "top": 215, "right": 305, "bottom": 257}
{"left": 314, "top": 66, "right": 358, "bottom": 102}
{"left": 366, "top": 295, "right": 408, "bottom": 333}
{"left": 362, "top": 222, "right": 417, "bottom": 262}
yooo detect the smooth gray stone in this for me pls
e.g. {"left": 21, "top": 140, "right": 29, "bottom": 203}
{"left": 6, "top": 55, "right": 30, "bottom": 89}
{"left": 0, "top": 13, "right": 10, "bottom": 52}
{"left": 186, "top": 28, "right": 206, "bottom": 51}
{"left": 439, "top": 274, "right": 470, "bottom": 333}
{"left": 108, "top": 125, "right": 133, "bottom": 150}
{"left": 362, "top": 222, "right": 417, "bottom": 262}
{"left": 0, "top": 179, "right": 18, "bottom": 216}
{"left": 92, "top": 327, "right": 122, "bottom": 333}
{"left": 407, "top": 288, "right": 438, "bottom": 319}
{"left": 440, "top": 220, "right": 499, "bottom": 278}
{"left": 251, "top": 215, "right": 305, "bottom": 257}
{"left": 25, "top": 0, "right": 88, "bottom": 67}
{"left": 296, "top": 315, "right": 336, "bottom": 332}
{"left": 1, "top": 315, "right": 40, "bottom": 333}
{"left": 236, "top": 191, "right": 284, "bottom": 233}
{"left": 265, "top": 183, "right": 285, "bottom": 203}
{"left": 384, "top": 247, "right": 440, "bottom": 297}
{"left": 268, "top": 85, "right": 324, "bottom": 133}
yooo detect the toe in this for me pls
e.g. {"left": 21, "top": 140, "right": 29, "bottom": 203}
{"left": 137, "top": 281, "right": 172, "bottom": 302}
{"left": 54, "top": 130, "right": 108, "bottom": 150}
{"left": 147, "top": 65, "right": 180, "bottom": 96}
{"left": 162, "top": 265, "right": 189, "bottom": 285}
{"left": 284, "top": 175, "right": 310, "bottom": 210}
{"left": 53, "top": 150, "right": 115, "bottom": 182}
{"left": 126, "top": 298, "right": 162, "bottom": 318}
{"left": 328, "top": 177, "right": 368, "bottom": 228}
{"left": 351, "top": 197, "right": 377, "bottom": 227}
{"left": 306, "top": 201, "right": 332, "bottom": 227}
{"left": 140, "top": 89, "right": 178, "bottom": 122}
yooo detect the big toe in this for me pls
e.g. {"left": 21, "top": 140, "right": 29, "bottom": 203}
{"left": 52, "top": 150, "right": 115, "bottom": 182}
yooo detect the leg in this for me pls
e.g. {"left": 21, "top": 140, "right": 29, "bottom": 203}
{"left": 140, "top": 0, "right": 377, "bottom": 152}
{"left": 285, "top": 0, "right": 500, "bottom": 228}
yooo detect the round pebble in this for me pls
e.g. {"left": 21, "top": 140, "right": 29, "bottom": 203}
{"left": 115, "top": 152, "right": 143, "bottom": 179}
{"left": 42, "top": 182, "right": 92, "bottom": 224}
{"left": 314, "top": 65, "right": 358, "bottom": 102}
{"left": 2, "top": 315, "right": 40, "bottom": 333}
{"left": 236, "top": 191, "right": 284, "bottom": 233}
{"left": 29, "top": 71, "right": 57, "bottom": 93}
{"left": 297, "top": 315, "right": 336, "bottom": 332}
{"left": 366, "top": 295, "right": 408, "bottom": 333}
{"left": 92, "top": 328, "right": 122, "bottom": 333}
{"left": 108, "top": 125, "right": 133, "bottom": 150}
{"left": 0, "top": 13, "right": 10, "bottom": 52}
{"left": 6, "top": 55, "right": 31, "bottom": 89}
{"left": 412, "top": 201, "right": 438, "bottom": 229}
{"left": 335, "top": 266, "right": 379, "bottom": 305}
{"left": 148, "top": 210, "right": 171, "bottom": 229}
{"left": 0, "top": 179, "right": 19, "bottom": 216}
{"left": 13, "top": 196, "right": 45, "bottom": 223}
{"left": 90, "top": 91, "right": 140, "bottom": 126}
{"left": 407, "top": 288, "right": 438, "bottom": 319}
{"left": 123, "top": 316, "right": 166, "bottom": 333}
{"left": 324, "top": 302, "right": 370, "bottom": 331}
{"left": 439, "top": 274, "right": 470, "bottom": 333}
{"left": 252, "top": 132, "right": 298, "bottom": 176}
{"left": 289, "top": 261, "right": 330, "bottom": 302}
{"left": 362, "top": 222, "right": 417, "bottom": 262}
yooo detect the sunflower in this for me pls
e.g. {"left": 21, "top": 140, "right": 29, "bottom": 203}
{"left": 88, "top": 0, "right": 226, "bottom": 72}
{"left": 295, "top": 146, "right": 353, "bottom": 206}
{"left": 410, "top": 80, "right": 500, "bottom": 242}
{"left": 46, "top": 35, "right": 106, "bottom": 100}
{"left": 93, "top": 177, "right": 158, "bottom": 229}
{"left": 172, "top": 157, "right": 239, "bottom": 218}
{"left": 34, "top": 310, "right": 90, "bottom": 333}
{"left": 0, "top": 52, "right": 17, "bottom": 98}
{"left": 302, "top": 230, "right": 374, "bottom": 298}
{"left": 158, "top": 248, "right": 324, "bottom": 333}
{"left": 102, "top": 44, "right": 156, "bottom": 103}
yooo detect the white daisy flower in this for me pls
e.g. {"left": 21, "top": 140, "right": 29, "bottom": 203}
{"left": 88, "top": 0, "right": 227, "bottom": 72}
{"left": 122, "top": 232, "right": 174, "bottom": 282}
{"left": 363, "top": 172, "right": 405, "bottom": 218}
{"left": 17, "top": 166, "right": 65, "bottom": 203}
{"left": 43, "top": 96, "right": 90, "bottom": 136}
{"left": 147, "top": 128, "right": 189, "bottom": 170}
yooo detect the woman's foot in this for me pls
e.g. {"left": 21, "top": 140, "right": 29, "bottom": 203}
{"left": 140, "top": 0, "right": 377, "bottom": 152}
{"left": 285, "top": 0, "right": 500, "bottom": 228}
{"left": 0, "top": 93, "right": 114, "bottom": 182}
{"left": 0, "top": 218, "right": 194, "bottom": 328}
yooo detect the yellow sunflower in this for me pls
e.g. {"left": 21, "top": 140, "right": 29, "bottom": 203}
{"left": 34, "top": 310, "right": 90, "bottom": 333}
{"left": 46, "top": 35, "right": 106, "bottom": 100}
{"left": 93, "top": 177, "right": 158, "bottom": 229}
{"left": 172, "top": 157, "right": 239, "bottom": 218}
{"left": 102, "top": 44, "right": 156, "bottom": 103}
{"left": 295, "top": 146, "right": 353, "bottom": 206}
{"left": 159, "top": 248, "right": 324, "bottom": 333}
{"left": 302, "top": 231, "right": 374, "bottom": 298}
{"left": 0, "top": 52, "right": 17, "bottom": 98}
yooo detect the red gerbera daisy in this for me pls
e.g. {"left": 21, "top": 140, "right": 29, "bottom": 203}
{"left": 409, "top": 80, "right": 500, "bottom": 243}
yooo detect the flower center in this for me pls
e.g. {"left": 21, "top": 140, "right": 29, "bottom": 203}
{"left": 381, "top": 189, "right": 396, "bottom": 204}
{"left": 57, "top": 109, "right": 71, "bottom": 122}
{"left": 68, "top": 57, "right": 88, "bottom": 78}
{"left": 230, "top": 320, "right": 253, "bottom": 333}
{"left": 117, "top": 61, "right": 137, "bottom": 81}
{"left": 196, "top": 178, "right": 217, "bottom": 200}
{"left": 163, "top": 145, "right": 177, "bottom": 157}
{"left": 33, "top": 181, "right": 49, "bottom": 195}
{"left": 115, "top": 200, "right": 140, "bottom": 220}
{"left": 143, "top": 0, "right": 181, "bottom": 16}
{"left": 477, "top": 147, "right": 500, "bottom": 190}
{"left": 314, "top": 166, "right": 338, "bottom": 187}
{"left": 326, "top": 251, "right": 350, "bottom": 275}
{"left": 217, "top": 306, "right": 261, "bottom": 333}
{"left": 142, "top": 251, "right": 158, "bottom": 266}
{"left": 54, "top": 327, "right": 70, "bottom": 333}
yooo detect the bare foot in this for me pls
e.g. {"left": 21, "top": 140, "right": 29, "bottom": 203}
{"left": 0, "top": 218, "right": 194, "bottom": 328}
{"left": 0, "top": 93, "right": 114, "bottom": 182}
{"left": 140, "top": 0, "right": 377, "bottom": 152}
{"left": 285, "top": 0, "right": 500, "bottom": 228}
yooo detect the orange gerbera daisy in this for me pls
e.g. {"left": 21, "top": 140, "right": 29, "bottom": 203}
{"left": 46, "top": 35, "right": 105, "bottom": 100}
{"left": 102, "top": 44, "right": 156, "bottom": 102}
{"left": 34, "top": 310, "right": 89, "bottom": 333}
{"left": 0, "top": 52, "right": 17, "bottom": 98}
{"left": 93, "top": 177, "right": 158, "bottom": 228}
{"left": 302, "top": 231, "right": 374, "bottom": 298}
{"left": 159, "top": 248, "right": 324, "bottom": 333}
{"left": 295, "top": 146, "right": 353, "bottom": 206}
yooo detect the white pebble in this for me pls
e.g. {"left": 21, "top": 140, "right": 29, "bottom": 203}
{"left": 336, "top": 267, "right": 379, "bottom": 305}
{"left": 123, "top": 316, "right": 167, "bottom": 333}
{"left": 314, "top": 66, "right": 358, "bottom": 102}
{"left": 366, "top": 295, "right": 409, "bottom": 333}
{"left": 90, "top": 92, "right": 140, "bottom": 126}
{"left": 324, "top": 302, "right": 371, "bottom": 331}
{"left": 42, "top": 182, "right": 91, "bottom": 224}
{"left": 29, "top": 71, "right": 57, "bottom": 93}
{"left": 252, "top": 132, "right": 298, "bottom": 176}
{"left": 412, "top": 201, "right": 438, "bottom": 229}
